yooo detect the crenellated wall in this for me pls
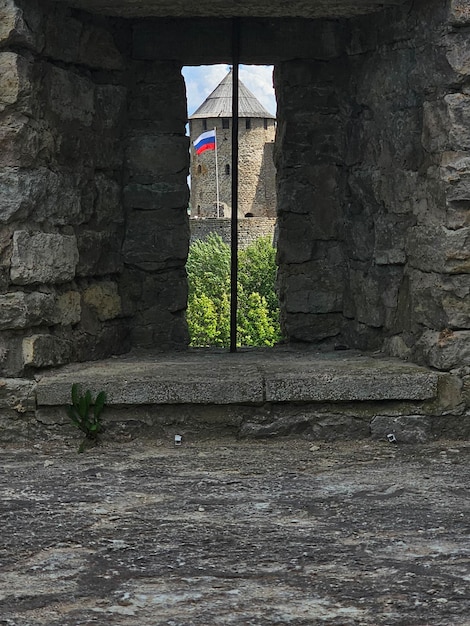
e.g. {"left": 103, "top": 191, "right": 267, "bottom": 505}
{"left": 0, "top": 0, "right": 468, "bottom": 424}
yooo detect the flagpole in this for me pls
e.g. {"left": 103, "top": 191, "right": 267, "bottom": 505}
{"left": 214, "top": 127, "right": 220, "bottom": 218}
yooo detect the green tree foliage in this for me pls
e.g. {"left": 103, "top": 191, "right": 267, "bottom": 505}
{"left": 186, "top": 233, "right": 281, "bottom": 347}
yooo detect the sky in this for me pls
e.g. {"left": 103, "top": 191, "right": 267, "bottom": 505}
{"left": 182, "top": 64, "right": 276, "bottom": 117}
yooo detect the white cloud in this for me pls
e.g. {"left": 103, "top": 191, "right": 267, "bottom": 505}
{"left": 182, "top": 64, "right": 276, "bottom": 117}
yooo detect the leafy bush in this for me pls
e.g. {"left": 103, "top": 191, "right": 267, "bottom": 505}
{"left": 186, "top": 233, "right": 281, "bottom": 347}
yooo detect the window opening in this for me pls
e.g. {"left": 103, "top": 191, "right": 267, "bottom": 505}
{"left": 182, "top": 63, "right": 278, "bottom": 349}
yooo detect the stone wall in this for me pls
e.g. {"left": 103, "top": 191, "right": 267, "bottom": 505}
{"left": 190, "top": 217, "right": 277, "bottom": 249}
{"left": 121, "top": 61, "right": 190, "bottom": 350}
{"left": 0, "top": 0, "right": 190, "bottom": 377}
{"left": 190, "top": 117, "right": 276, "bottom": 217}
{"left": 0, "top": 0, "right": 130, "bottom": 376}
{"left": 275, "top": 0, "right": 470, "bottom": 379}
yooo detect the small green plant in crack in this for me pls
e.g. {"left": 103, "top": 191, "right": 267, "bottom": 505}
{"left": 66, "top": 383, "right": 106, "bottom": 453}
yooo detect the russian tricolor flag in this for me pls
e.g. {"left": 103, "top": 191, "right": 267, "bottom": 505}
{"left": 193, "top": 129, "right": 216, "bottom": 155}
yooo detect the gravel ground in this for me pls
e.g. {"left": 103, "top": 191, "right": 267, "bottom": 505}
{"left": 1, "top": 437, "right": 469, "bottom": 625}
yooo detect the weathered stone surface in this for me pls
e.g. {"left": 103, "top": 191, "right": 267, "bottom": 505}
{"left": 78, "top": 22, "right": 124, "bottom": 70}
{"left": 122, "top": 209, "right": 189, "bottom": 271}
{"left": 82, "top": 282, "right": 122, "bottom": 322}
{"left": 281, "top": 261, "right": 344, "bottom": 315}
{"left": 10, "top": 231, "right": 78, "bottom": 285}
{"left": 93, "top": 173, "right": 124, "bottom": 225}
{"left": 0, "top": 376, "right": 35, "bottom": 411}
{"left": 1, "top": 439, "right": 469, "bottom": 624}
{"left": 373, "top": 214, "right": 411, "bottom": 265}
{"left": 445, "top": 93, "right": 470, "bottom": 150}
{"left": 0, "top": 168, "right": 84, "bottom": 224}
{"left": 124, "top": 181, "right": 189, "bottom": 210}
{"left": 0, "top": 291, "right": 55, "bottom": 330}
{"left": 440, "top": 151, "right": 470, "bottom": 229}
{"left": 22, "top": 334, "right": 72, "bottom": 368}
{"left": 43, "top": 64, "right": 94, "bottom": 126}
{"left": 415, "top": 330, "right": 470, "bottom": 371}
{"left": 436, "top": 373, "right": 465, "bottom": 414}
{"left": 0, "top": 114, "right": 55, "bottom": 168}
{"left": 264, "top": 365, "right": 438, "bottom": 403}
{"left": 347, "top": 266, "right": 402, "bottom": 329}
{"left": 283, "top": 312, "right": 343, "bottom": 342}
{"left": 409, "top": 269, "right": 470, "bottom": 330}
{"left": 76, "top": 230, "right": 123, "bottom": 277}
{"left": 0, "top": 0, "right": 43, "bottom": 49}
{"left": 126, "top": 134, "right": 189, "bottom": 181}
{"left": 0, "top": 52, "right": 33, "bottom": 114}
{"left": 49, "top": 0, "right": 410, "bottom": 19}
{"left": 370, "top": 415, "right": 432, "bottom": 443}
{"left": 449, "top": 0, "right": 470, "bottom": 25}
{"left": 446, "top": 31, "right": 470, "bottom": 77}
{"left": 53, "top": 290, "right": 81, "bottom": 326}
{"left": 407, "top": 224, "right": 470, "bottom": 274}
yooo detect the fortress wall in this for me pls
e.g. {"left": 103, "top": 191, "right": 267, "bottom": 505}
{"left": 190, "top": 217, "right": 277, "bottom": 249}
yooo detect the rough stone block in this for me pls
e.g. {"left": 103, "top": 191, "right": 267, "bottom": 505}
{"left": 265, "top": 365, "right": 438, "bottom": 403}
{"left": 0, "top": 376, "right": 36, "bottom": 412}
{"left": 407, "top": 224, "right": 470, "bottom": 274}
{"left": 76, "top": 230, "right": 123, "bottom": 277}
{"left": 79, "top": 23, "right": 123, "bottom": 70}
{"left": 0, "top": 291, "right": 55, "bottom": 330}
{"left": 22, "top": 334, "right": 72, "bottom": 368}
{"left": 422, "top": 100, "right": 450, "bottom": 154}
{"left": 94, "top": 84, "right": 127, "bottom": 131}
{"left": 348, "top": 266, "right": 401, "bottom": 329}
{"left": 446, "top": 31, "right": 470, "bottom": 77}
{"left": 446, "top": 93, "right": 470, "bottom": 150}
{"left": 82, "top": 282, "right": 122, "bottom": 321}
{"left": 93, "top": 173, "right": 124, "bottom": 225}
{"left": 123, "top": 181, "right": 189, "bottom": 211}
{"left": 126, "top": 133, "right": 189, "bottom": 181}
{"left": 43, "top": 7, "right": 81, "bottom": 63}
{"left": 449, "top": 0, "right": 470, "bottom": 25}
{"left": 10, "top": 231, "right": 78, "bottom": 285}
{"left": 122, "top": 209, "right": 189, "bottom": 271}
{"left": 373, "top": 214, "right": 411, "bottom": 265}
{"left": 437, "top": 374, "right": 465, "bottom": 414}
{"left": 409, "top": 270, "right": 470, "bottom": 330}
{"left": 0, "top": 51, "right": 34, "bottom": 115}
{"left": 283, "top": 312, "right": 343, "bottom": 342}
{"left": 0, "top": 167, "right": 84, "bottom": 225}
{"left": 415, "top": 330, "right": 470, "bottom": 371}
{"left": 0, "top": 0, "right": 43, "bottom": 50}
{"left": 370, "top": 415, "right": 432, "bottom": 444}
{"left": 53, "top": 290, "right": 81, "bottom": 326}
{"left": 0, "top": 114, "right": 55, "bottom": 167}
{"left": 129, "top": 81, "right": 186, "bottom": 124}
{"left": 281, "top": 261, "right": 344, "bottom": 315}
{"left": 44, "top": 64, "right": 94, "bottom": 126}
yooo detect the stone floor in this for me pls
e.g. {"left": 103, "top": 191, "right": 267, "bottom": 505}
{"left": 1, "top": 437, "right": 469, "bottom": 625}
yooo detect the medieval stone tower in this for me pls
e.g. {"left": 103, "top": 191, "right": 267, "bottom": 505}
{"left": 189, "top": 70, "right": 276, "bottom": 218}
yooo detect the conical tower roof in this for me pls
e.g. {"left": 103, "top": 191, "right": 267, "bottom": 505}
{"left": 189, "top": 69, "right": 275, "bottom": 120}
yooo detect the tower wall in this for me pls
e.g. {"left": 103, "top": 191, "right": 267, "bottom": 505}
{"left": 189, "top": 116, "right": 276, "bottom": 217}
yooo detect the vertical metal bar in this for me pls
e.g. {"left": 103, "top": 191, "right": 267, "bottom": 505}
{"left": 230, "top": 18, "right": 240, "bottom": 353}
